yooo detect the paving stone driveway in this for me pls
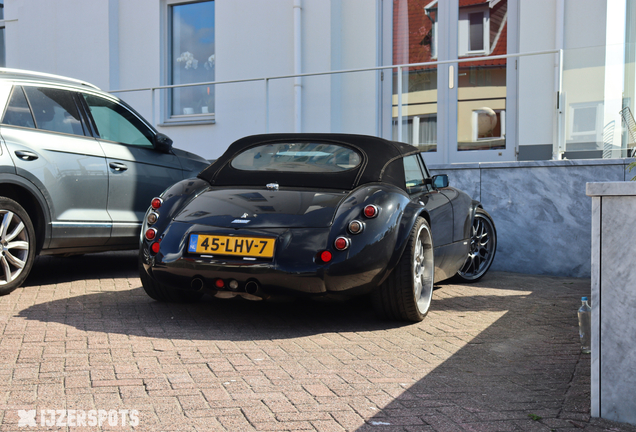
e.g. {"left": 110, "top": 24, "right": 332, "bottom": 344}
{"left": 0, "top": 251, "right": 634, "bottom": 431}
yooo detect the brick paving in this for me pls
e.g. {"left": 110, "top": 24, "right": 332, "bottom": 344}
{"left": 0, "top": 251, "right": 633, "bottom": 431}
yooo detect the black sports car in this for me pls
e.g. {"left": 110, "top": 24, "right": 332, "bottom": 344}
{"left": 139, "top": 134, "right": 496, "bottom": 322}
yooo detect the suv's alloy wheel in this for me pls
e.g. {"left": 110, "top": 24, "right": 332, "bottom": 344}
{"left": 0, "top": 197, "right": 36, "bottom": 295}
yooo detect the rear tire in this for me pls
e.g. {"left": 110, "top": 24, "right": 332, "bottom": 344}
{"left": 138, "top": 252, "right": 203, "bottom": 302}
{"left": 372, "top": 217, "right": 434, "bottom": 322}
{"left": 0, "top": 197, "right": 36, "bottom": 296}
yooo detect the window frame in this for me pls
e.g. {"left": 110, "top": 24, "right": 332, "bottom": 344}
{"left": 161, "top": 0, "right": 216, "bottom": 127}
{"left": 14, "top": 84, "right": 90, "bottom": 138}
{"left": 1, "top": 85, "right": 35, "bottom": 130}
{"left": 403, "top": 154, "right": 429, "bottom": 196}
{"left": 567, "top": 101, "right": 603, "bottom": 143}
{"left": 458, "top": 6, "right": 490, "bottom": 57}
{"left": 471, "top": 108, "right": 506, "bottom": 142}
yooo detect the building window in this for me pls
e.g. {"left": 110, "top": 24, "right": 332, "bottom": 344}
{"left": 469, "top": 12, "right": 484, "bottom": 52}
{"left": 471, "top": 108, "right": 505, "bottom": 141}
{"left": 568, "top": 102, "right": 602, "bottom": 143}
{"left": 168, "top": 0, "right": 215, "bottom": 120}
{"left": 564, "top": 101, "right": 604, "bottom": 158}
{"left": 458, "top": 7, "right": 489, "bottom": 56}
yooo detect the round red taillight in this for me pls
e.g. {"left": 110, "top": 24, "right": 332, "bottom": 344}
{"left": 319, "top": 250, "right": 332, "bottom": 263}
{"left": 151, "top": 242, "right": 161, "bottom": 254}
{"left": 334, "top": 237, "right": 350, "bottom": 251}
{"left": 145, "top": 228, "right": 157, "bottom": 241}
{"left": 151, "top": 197, "right": 163, "bottom": 210}
{"left": 363, "top": 204, "right": 378, "bottom": 218}
{"left": 214, "top": 279, "right": 225, "bottom": 289}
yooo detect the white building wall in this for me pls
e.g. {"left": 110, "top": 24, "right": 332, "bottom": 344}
{"left": 118, "top": 0, "right": 161, "bottom": 91}
{"left": 4, "top": 0, "right": 112, "bottom": 88}
{"left": 214, "top": 0, "right": 295, "bottom": 143}
{"left": 2, "top": 0, "right": 626, "bottom": 162}
{"left": 4, "top": 0, "right": 382, "bottom": 160}
{"left": 338, "top": 0, "right": 379, "bottom": 136}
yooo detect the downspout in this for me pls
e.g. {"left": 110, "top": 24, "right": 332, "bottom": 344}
{"left": 294, "top": 0, "right": 302, "bottom": 133}
{"left": 554, "top": 0, "right": 565, "bottom": 159}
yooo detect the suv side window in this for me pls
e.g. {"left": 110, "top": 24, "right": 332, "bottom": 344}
{"left": 82, "top": 94, "right": 154, "bottom": 148}
{"left": 403, "top": 154, "right": 427, "bottom": 195}
{"left": 23, "top": 86, "right": 85, "bottom": 136}
{"left": 2, "top": 86, "right": 36, "bottom": 128}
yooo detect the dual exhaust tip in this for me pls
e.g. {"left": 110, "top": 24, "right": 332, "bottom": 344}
{"left": 190, "top": 277, "right": 264, "bottom": 299}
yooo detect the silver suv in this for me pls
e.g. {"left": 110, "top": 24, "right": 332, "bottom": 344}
{"left": 0, "top": 68, "right": 210, "bottom": 295}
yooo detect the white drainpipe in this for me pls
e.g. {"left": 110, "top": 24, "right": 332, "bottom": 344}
{"left": 294, "top": 0, "right": 302, "bottom": 133}
{"left": 554, "top": 0, "right": 565, "bottom": 159}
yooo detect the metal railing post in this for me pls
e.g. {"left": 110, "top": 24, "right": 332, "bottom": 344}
{"left": 397, "top": 66, "right": 403, "bottom": 143}
{"left": 555, "top": 49, "right": 564, "bottom": 159}
{"left": 264, "top": 78, "right": 270, "bottom": 134}
{"left": 151, "top": 88, "right": 156, "bottom": 126}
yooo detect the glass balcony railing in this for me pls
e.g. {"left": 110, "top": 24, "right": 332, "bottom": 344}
{"left": 110, "top": 44, "right": 636, "bottom": 163}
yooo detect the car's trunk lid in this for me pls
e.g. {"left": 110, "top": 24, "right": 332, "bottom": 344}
{"left": 174, "top": 188, "right": 347, "bottom": 228}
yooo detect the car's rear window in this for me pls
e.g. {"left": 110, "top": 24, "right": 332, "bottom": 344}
{"left": 231, "top": 142, "right": 362, "bottom": 172}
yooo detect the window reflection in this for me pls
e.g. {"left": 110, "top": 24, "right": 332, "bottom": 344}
{"left": 457, "top": 0, "right": 507, "bottom": 151}
{"left": 392, "top": 0, "right": 438, "bottom": 152}
{"left": 170, "top": 1, "right": 215, "bottom": 117}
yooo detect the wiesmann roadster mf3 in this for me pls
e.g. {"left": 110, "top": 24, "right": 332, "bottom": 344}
{"left": 139, "top": 134, "right": 496, "bottom": 322}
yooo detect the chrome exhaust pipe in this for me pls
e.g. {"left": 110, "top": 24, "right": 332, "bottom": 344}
{"left": 190, "top": 278, "right": 204, "bottom": 291}
{"left": 243, "top": 280, "right": 268, "bottom": 301}
{"left": 245, "top": 280, "right": 260, "bottom": 295}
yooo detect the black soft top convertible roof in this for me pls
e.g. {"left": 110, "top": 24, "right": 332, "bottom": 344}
{"left": 197, "top": 133, "right": 421, "bottom": 191}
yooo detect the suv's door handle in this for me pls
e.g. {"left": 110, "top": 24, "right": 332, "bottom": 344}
{"left": 15, "top": 150, "right": 39, "bottom": 161}
{"left": 109, "top": 162, "right": 128, "bottom": 172}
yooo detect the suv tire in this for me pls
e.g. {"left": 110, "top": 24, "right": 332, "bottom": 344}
{"left": 0, "top": 197, "right": 36, "bottom": 295}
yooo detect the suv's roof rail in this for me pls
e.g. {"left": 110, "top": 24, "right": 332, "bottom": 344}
{"left": 0, "top": 67, "right": 101, "bottom": 90}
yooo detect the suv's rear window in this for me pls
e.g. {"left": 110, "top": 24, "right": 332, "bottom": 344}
{"left": 231, "top": 142, "right": 361, "bottom": 173}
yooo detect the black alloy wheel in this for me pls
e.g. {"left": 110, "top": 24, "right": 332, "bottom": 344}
{"left": 455, "top": 208, "right": 497, "bottom": 282}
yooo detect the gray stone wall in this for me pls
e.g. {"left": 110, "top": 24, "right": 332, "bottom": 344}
{"left": 428, "top": 158, "right": 634, "bottom": 278}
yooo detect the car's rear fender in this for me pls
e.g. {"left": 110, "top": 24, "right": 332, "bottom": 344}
{"left": 469, "top": 199, "right": 483, "bottom": 231}
{"left": 0, "top": 174, "right": 51, "bottom": 253}
{"left": 140, "top": 177, "right": 209, "bottom": 247}
{"left": 325, "top": 183, "right": 413, "bottom": 291}
{"left": 378, "top": 201, "right": 429, "bottom": 285}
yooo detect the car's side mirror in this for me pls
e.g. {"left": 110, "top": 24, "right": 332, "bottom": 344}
{"left": 154, "top": 132, "right": 174, "bottom": 154}
{"left": 431, "top": 174, "right": 449, "bottom": 189}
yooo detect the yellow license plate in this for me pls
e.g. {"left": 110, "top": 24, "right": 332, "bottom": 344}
{"left": 188, "top": 234, "right": 275, "bottom": 258}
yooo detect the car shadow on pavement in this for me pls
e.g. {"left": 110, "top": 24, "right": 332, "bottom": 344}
{"left": 20, "top": 250, "right": 411, "bottom": 337}
{"left": 25, "top": 250, "right": 140, "bottom": 286}
{"left": 17, "top": 250, "right": 544, "bottom": 341}
{"left": 18, "top": 251, "right": 579, "bottom": 342}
